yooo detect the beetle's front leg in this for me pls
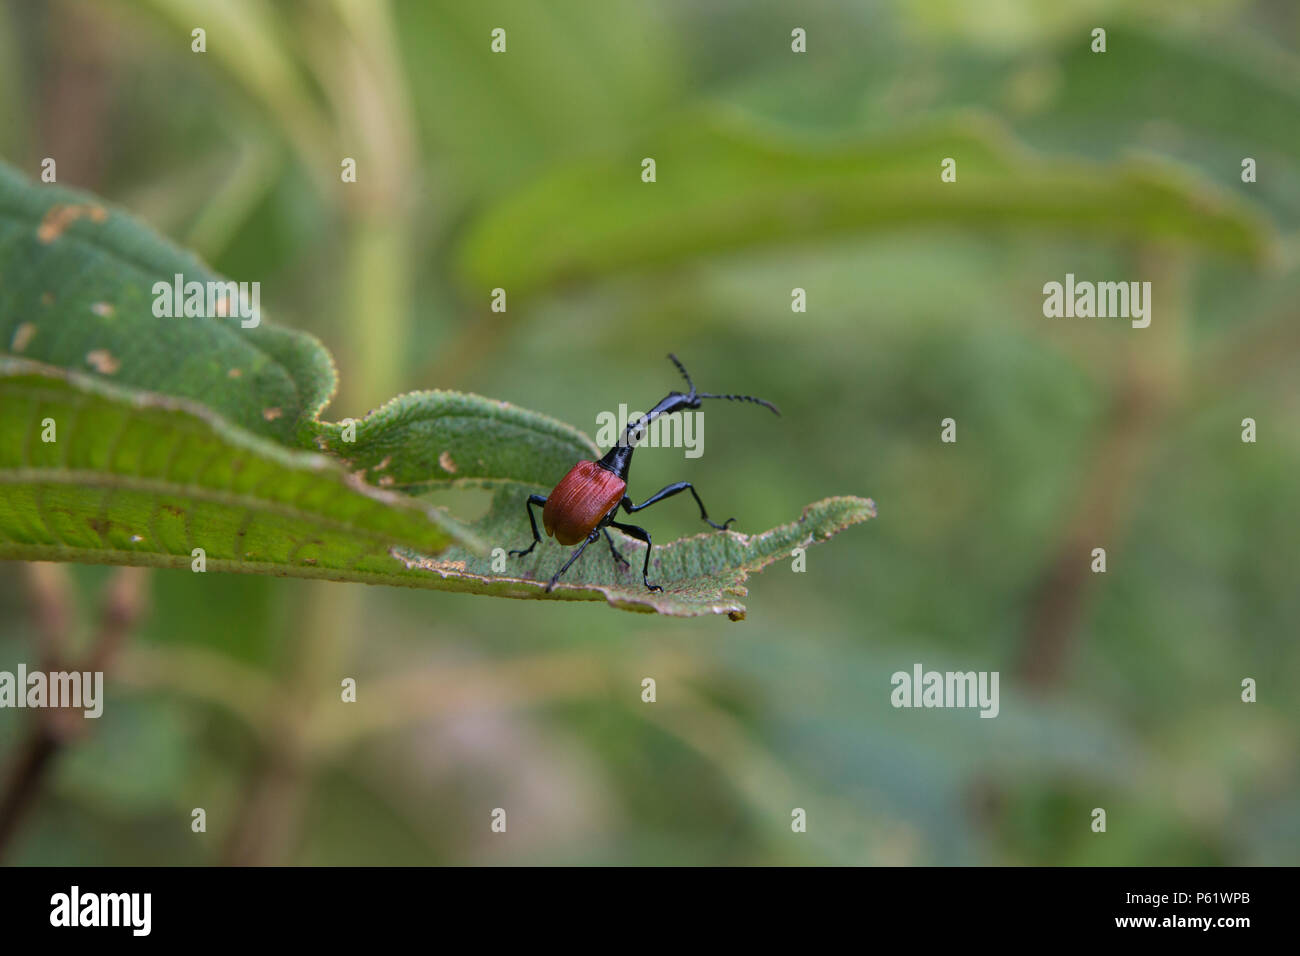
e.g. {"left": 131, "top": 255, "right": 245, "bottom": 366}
{"left": 622, "top": 482, "right": 734, "bottom": 530}
{"left": 546, "top": 528, "right": 600, "bottom": 592}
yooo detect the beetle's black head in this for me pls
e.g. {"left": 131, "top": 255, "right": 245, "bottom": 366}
{"left": 596, "top": 354, "right": 780, "bottom": 480}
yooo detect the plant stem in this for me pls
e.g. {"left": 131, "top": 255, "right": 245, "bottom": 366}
{"left": 0, "top": 565, "right": 148, "bottom": 860}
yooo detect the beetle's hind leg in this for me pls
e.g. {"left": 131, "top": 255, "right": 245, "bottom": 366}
{"left": 603, "top": 527, "right": 630, "bottom": 568}
{"left": 609, "top": 520, "right": 662, "bottom": 592}
{"left": 509, "top": 494, "right": 548, "bottom": 558}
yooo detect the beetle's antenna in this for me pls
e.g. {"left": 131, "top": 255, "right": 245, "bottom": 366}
{"left": 698, "top": 391, "right": 782, "bottom": 416}
{"left": 667, "top": 353, "right": 695, "bottom": 397}
{"left": 668, "top": 354, "right": 778, "bottom": 414}
{"left": 599, "top": 355, "right": 779, "bottom": 478}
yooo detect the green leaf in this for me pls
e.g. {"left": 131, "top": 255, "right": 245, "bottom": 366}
{"left": 0, "top": 161, "right": 874, "bottom": 616}
{"left": 456, "top": 110, "right": 1274, "bottom": 296}
{"left": 0, "top": 357, "right": 874, "bottom": 613}
{"left": 391, "top": 490, "right": 877, "bottom": 620}
{"left": 0, "top": 358, "right": 478, "bottom": 579}
{"left": 0, "top": 162, "right": 335, "bottom": 447}
{"left": 310, "top": 390, "right": 874, "bottom": 618}
{"left": 313, "top": 390, "right": 602, "bottom": 491}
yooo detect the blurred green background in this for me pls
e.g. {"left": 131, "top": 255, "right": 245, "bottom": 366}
{"left": 1, "top": 0, "right": 1297, "bottom": 865}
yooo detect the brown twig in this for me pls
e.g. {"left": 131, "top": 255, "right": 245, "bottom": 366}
{"left": 220, "top": 582, "right": 355, "bottom": 865}
{"left": 1016, "top": 249, "right": 1188, "bottom": 688}
{"left": 0, "top": 566, "right": 149, "bottom": 860}
{"left": 1017, "top": 372, "right": 1167, "bottom": 686}
{"left": 39, "top": 0, "right": 114, "bottom": 188}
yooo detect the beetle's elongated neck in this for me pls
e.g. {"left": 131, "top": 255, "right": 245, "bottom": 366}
{"left": 595, "top": 391, "right": 699, "bottom": 481}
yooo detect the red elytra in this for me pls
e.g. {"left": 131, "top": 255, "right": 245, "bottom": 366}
{"left": 542, "top": 460, "right": 627, "bottom": 546}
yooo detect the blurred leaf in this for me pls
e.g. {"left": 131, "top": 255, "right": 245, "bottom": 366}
{"left": 456, "top": 110, "right": 1274, "bottom": 296}
{"left": 55, "top": 696, "right": 196, "bottom": 814}
{"left": 954, "top": 26, "right": 1300, "bottom": 166}
{"left": 394, "top": 0, "right": 680, "bottom": 194}
{"left": 917, "top": 26, "right": 1300, "bottom": 228}
{"left": 128, "top": 0, "right": 334, "bottom": 188}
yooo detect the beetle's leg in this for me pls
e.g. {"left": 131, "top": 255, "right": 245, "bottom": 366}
{"left": 546, "top": 529, "right": 599, "bottom": 592}
{"left": 603, "top": 527, "right": 630, "bottom": 568}
{"left": 622, "top": 482, "right": 734, "bottom": 530}
{"left": 609, "top": 520, "right": 663, "bottom": 592}
{"left": 509, "top": 494, "right": 548, "bottom": 557}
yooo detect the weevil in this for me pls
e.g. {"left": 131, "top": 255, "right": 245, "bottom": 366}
{"left": 510, "top": 354, "right": 780, "bottom": 593}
